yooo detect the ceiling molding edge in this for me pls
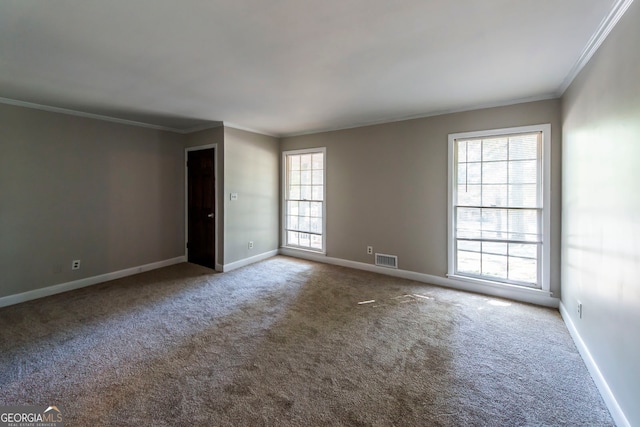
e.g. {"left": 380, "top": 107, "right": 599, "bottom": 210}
{"left": 181, "top": 122, "right": 224, "bottom": 134}
{"left": 222, "top": 122, "right": 280, "bottom": 138}
{"left": 0, "top": 97, "right": 200, "bottom": 134}
{"left": 557, "top": 0, "right": 634, "bottom": 95}
{"left": 281, "top": 93, "right": 558, "bottom": 138}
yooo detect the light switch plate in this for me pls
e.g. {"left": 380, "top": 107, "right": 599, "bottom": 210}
{"left": 230, "top": 192, "right": 238, "bottom": 201}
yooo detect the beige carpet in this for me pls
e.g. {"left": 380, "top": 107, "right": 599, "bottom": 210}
{"left": 0, "top": 256, "right": 613, "bottom": 426}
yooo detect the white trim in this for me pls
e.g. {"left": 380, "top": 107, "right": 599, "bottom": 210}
{"left": 0, "top": 97, "right": 220, "bottom": 134}
{"left": 223, "top": 122, "right": 279, "bottom": 138}
{"left": 0, "top": 256, "right": 186, "bottom": 308}
{"left": 181, "top": 122, "right": 223, "bottom": 134}
{"left": 447, "top": 124, "right": 551, "bottom": 292}
{"left": 222, "top": 249, "right": 279, "bottom": 272}
{"left": 185, "top": 144, "right": 221, "bottom": 271}
{"left": 559, "top": 302, "right": 630, "bottom": 427}
{"left": 282, "top": 147, "right": 327, "bottom": 253}
{"left": 541, "top": 124, "right": 552, "bottom": 293}
{"left": 282, "top": 94, "right": 557, "bottom": 138}
{"left": 558, "top": 0, "right": 635, "bottom": 95}
{"left": 279, "top": 248, "right": 558, "bottom": 307}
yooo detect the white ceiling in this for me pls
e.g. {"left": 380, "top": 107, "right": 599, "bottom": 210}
{"left": 0, "top": 0, "right": 622, "bottom": 136}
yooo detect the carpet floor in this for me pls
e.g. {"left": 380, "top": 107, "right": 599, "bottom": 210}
{"left": 0, "top": 256, "right": 613, "bottom": 426}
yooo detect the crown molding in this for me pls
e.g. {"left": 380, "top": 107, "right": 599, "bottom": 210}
{"left": 180, "top": 122, "right": 224, "bottom": 134}
{"left": 557, "top": 0, "right": 634, "bottom": 95}
{"left": 281, "top": 93, "right": 558, "bottom": 138}
{"left": 222, "top": 122, "right": 280, "bottom": 138}
{"left": 0, "top": 97, "right": 221, "bottom": 134}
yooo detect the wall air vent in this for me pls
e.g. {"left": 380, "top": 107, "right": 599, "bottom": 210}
{"left": 375, "top": 253, "right": 398, "bottom": 269}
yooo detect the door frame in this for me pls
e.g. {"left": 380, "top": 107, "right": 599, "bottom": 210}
{"left": 185, "top": 144, "right": 221, "bottom": 271}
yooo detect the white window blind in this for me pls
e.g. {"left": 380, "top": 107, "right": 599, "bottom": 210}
{"left": 449, "top": 127, "right": 549, "bottom": 289}
{"left": 283, "top": 148, "right": 325, "bottom": 252}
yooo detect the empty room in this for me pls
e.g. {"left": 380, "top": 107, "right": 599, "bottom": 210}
{"left": 1, "top": 1, "right": 638, "bottom": 426}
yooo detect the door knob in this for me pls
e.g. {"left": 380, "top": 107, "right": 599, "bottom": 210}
{"left": 207, "top": 213, "right": 214, "bottom": 218}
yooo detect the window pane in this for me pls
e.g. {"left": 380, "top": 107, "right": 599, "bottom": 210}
{"left": 456, "top": 207, "right": 481, "bottom": 239}
{"left": 312, "top": 170, "right": 323, "bottom": 185}
{"left": 508, "top": 184, "right": 537, "bottom": 207}
{"left": 457, "top": 184, "right": 481, "bottom": 206}
{"left": 467, "top": 163, "right": 481, "bottom": 184}
{"left": 457, "top": 140, "right": 467, "bottom": 161}
{"left": 287, "top": 215, "right": 298, "bottom": 230}
{"left": 312, "top": 186, "right": 323, "bottom": 201}
{"left": 289, "top": 156, "right": 301, "bottom": 171}
{"left": 309, "top": 217, "right": 322, "bottom": 234}
{"left": 483, "top": 241, "right": 507, "bottom": 256}
{"left": 457, "top": 163, "right": 467, "bottom": 184}
{"left": 482, "top": 161, "right": 508, "bottom": 184}
{"left": 509, "top": 160, "right": 537, "bottom": 184}
{"left": 299, "top": 233, "right": 311, "bottom": 247}
{"left": 288, "top": 231, "right": 299, "bottom": 246}
{"left": 298, "top": 216, "right": 310, "bottom": 232}
{"left": 300, "top": 155, "right": 312, "bottom": 170}
{"left": 509, "top": 134, "right": 538, "bottom": 160}
{"left": 301, "top": 171, "right": 311, "bottom": 185}
{"left": 300, "top": 185, "right": 312, "bottom": 200}
{"left": 312, "top": 154, "right": 323, "bottom": 170}
{"left": 289, "top": 170, "right": 301, "bottom": 185}
{"left": 482, "top": 184, "right": 507, "bottom": 206}
{"left": 508, "top": 256, "right": 537, "bottom": 283}
{"left": 508, "top": 210, "right": 539, "bottom": 241}
{"left": 311, "top": 234, "right": 323, "bottom": 249}
{"left": 287, "top": 201, "right": 299, "bottom": 215}
{"left": 457, "top": 240, "right": 480, "bottom": 252}
{"left": 299, "top": 202, "right": 310, "bottom": 216}
{"left": 457, "top": 249, "right": 481, "bottom": 275}
{"left": 482, "top": 138, "right": 508, "bottom": 161}
{"left": 481, "top": 208, "right": 508, "bottom": 240}
{"left": 482, "top": 253, "right": 507, "bottom": 279}
{"left": 509, "top": 243, "right": 537, "bottom": 259}
{"left": 310, "top": 202, "right": 322, "bottom": 217}
{"left": 289, "top": 186, "right": 300, "bottom": 200}
{"left": 466, "top": 140, "right": 482, "bottom": 161}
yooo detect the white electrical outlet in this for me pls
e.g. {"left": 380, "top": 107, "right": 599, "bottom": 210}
{"left": 577, "top": 300, "right": 583, "bottom": 319}
{"left": 367, "top": 246, "right": 373, "bottom": 255}
{"left": 248, "top": 241, "right": 254, "bottom": 249}
{"left": 71, "top": 260, "right": 81, "bottom": 270}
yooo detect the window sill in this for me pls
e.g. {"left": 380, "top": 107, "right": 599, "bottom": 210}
{"left": 280, "top": 246, "right": 326, "bottom": 256}
{"left": 447, "top": 274, "right": 552, "bottom": 297}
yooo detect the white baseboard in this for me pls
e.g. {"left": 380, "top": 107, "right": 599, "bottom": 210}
{"left": 0, "top": 256, "right": 186, "bottom": 308}
{"left": 279, "top": 248, "right": 559, "bottom": 307}
{"left": 222, "top": 249, "right": 279, "bottom": 272}
{"left": 559, "top": 301, "right": 630, "bottom": 427}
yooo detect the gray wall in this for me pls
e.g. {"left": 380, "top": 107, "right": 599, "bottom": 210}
{"left": 561, "top": 1, "right": 640, "bottom": 425}
{"left": 223, "top": 126, "right": 280, "bottom": 264}
{"left": 281, "top": 99, "right": 562, "bottom": 297}
{"left": 0, "top": 103, "right": 186, "bottom": 299}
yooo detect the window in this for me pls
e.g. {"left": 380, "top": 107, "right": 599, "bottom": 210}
{"left": 448, "top": 125, "right": 550, "bottom": 290}
{"left": 283, "top": 148, "right": 326, "bottom": 252}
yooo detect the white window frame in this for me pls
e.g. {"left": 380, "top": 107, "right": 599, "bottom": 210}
{"left": 282, "top": 147, "right": 327, "bottom": 253}
{"left": 447, "top": 124, "right": 551, "bottom": 292}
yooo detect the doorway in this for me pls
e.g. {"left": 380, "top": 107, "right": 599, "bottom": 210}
{"left": 187, "top": 147, "right": 216, "bottom": 269}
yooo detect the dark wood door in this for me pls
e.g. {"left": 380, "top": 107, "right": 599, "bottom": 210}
{"left": 188, "top": 148, "right": 215, "bottom": 269}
